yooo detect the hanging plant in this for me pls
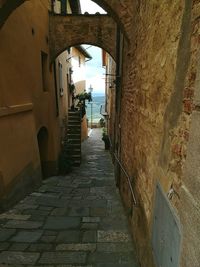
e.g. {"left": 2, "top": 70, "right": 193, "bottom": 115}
{"left": 68, "top": 83, "right": 75, "bottom": 93}
{"left": 75, "top": 91, "right": 92, "bottom": 118}
{"left": 75, "top": 91, "right": 92, "bottom": 103}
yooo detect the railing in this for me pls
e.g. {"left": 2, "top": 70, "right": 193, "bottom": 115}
{"left": 100, "top": 104, "right": 108, "bottom": 117}
{"left": 109, "top": 137, "right": 137, "bottom": 206}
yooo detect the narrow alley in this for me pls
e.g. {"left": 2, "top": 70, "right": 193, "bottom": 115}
{"left": 0, "top": 129, "right": 139, "bottom": 267}
{"left": 2, "top": 0, "right": 200, "bottom": 266}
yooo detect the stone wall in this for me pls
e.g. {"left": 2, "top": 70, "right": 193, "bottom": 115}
{"left": 175, "top": 1, "right": 200, "bottom": 266}
{"left": 118, "top": 0, "right": 200, "bottom": 266}
{"left": 49, "top": 14, "right": 117, "bottom": 61}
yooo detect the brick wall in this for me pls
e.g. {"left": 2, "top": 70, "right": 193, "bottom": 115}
{"left": 115, "top": 0, "right": 200, "bottom": 266}
{"left": 49, "top": 14, "right": 117, "bottom": 62}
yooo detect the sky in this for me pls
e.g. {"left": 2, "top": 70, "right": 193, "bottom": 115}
{"left": 80, "top": 0, "right": 106, "bottom": 14}
{"left": 83, "top": 45, "right": 106, "bottom": 95}
{"left": 80, "top": 0, "right": 107, "bottom": 95}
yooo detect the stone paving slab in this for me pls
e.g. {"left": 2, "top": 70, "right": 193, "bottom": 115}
{"left": 0, "top": 251, "right": 40, "bottom": 264}
{"left": 0, "top": 229, "right": 16, "bottom": 241}
{"left": 0, "top": 214, "right": 31, "bottom": 220}
{"left": 44, "top": 216, "right": 80, "bottom": 230}
{"left": 97, "top": 230, "right": 131, "bottom": 242}
{"left": 38, "top": 252, "right": 87, "bottom": 264}
{"left": 97, "top": 242, "right": 135, "bottom": 252}
{"left": 4, "top": 220, "right": 42, "bottom": 229}
{"left": 9, "top": 243, "right": 29, "bottom": 251}
{"left": 88, "top": 251, "right": 136, "bottom": 264}
{"left": 0, "top": 129, "right": 139, "bottom": 266}
{"left": 56, "top": 243, "right": 96, "bottom": 252}
{"left": 10, "top": 230, "right": 43, "bottom": 243}
{"left": 56, "top": 230, "right": 80, "bottom": 243}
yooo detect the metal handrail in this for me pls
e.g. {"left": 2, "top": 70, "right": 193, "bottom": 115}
{"left": 109, "top": 138, "right": 137, "bottom": 206}
{"left": 100, "top": 104, "right": 108, "bottom": 117}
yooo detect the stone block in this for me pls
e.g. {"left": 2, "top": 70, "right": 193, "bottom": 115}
{"left": 0, "top": 251, "right": 40, "bottom": 265}
{"left": 56, "top": 243, "right": 96, "bottom": 252}
{"left": 90, "top": 207, "right": 107, "bottom": 217}
{"left": 9, "top": 243, "right": 29, "bottom": 251}
{"left": 0, "top": 229, "right": 16, "bottom": 241}
{"left": 28, "top": 243, "right": 53, "bottom": 252}
{"left": 97, "top": 242, "right": 134, "bottom": 252}
{"left": 97, "top": 231, "right": 131, "bottom": 242}
{"left": 38, "top": 252, "right": 87, "bottom": 264}
{"left": 11, "top": 230, "right": 43, "bottom": 242}
{"left": 82, "top": 230, "right": 97, "bottom": 243}
{"left": 82, "top": 217, "right": 100, "bottom": 223}
{"left": 68, "top": 207, "right": 90, "bottom": 217}
{"left": 56, "top": 230, "right": 80, "bottom": 243}
{"left": 0, "top": 242, "right": 10, "bottom": 251}
{"left": 4, "top": 220, "right": 42, "bottom": 229}
{"left": 0, "top": 214, "right": 30, "bottom": 220}
{"left": 44, "top": 216, "right": 80, "bottom": 230}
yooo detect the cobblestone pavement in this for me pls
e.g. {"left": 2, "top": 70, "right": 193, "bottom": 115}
{"left": 0, "top": 129, "right": 139, "bottom": 267}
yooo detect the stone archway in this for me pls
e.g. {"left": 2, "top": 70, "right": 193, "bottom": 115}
{"left": 0, "top": 0, "right": 26, "bottom": 28}
{"left": 49, "top": 14, "right": 117, "bottom": 62}
{"left": 0, "top": 0, "right": 133, "bottom": 40}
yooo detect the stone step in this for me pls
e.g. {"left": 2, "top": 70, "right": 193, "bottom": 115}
{"left": 66, "top": 110, "right": 81, "bottom": 166}
{"left": 67, "top": 134, "right": 81, "bottom": 139}
{"left": 64, "top": 147, "right": 81, "bottom": 152}
{"left": 72, "top": 161, "right": 81, "bottom": 166}
{"left": 68, "top": 124, "right": 81, "bottom": 128}
{"left": 67, "top": 139, "right": 81, "bottom": 144}
{"left": 68, "top": 117, "right": 80, "bottom": 121}
{"left": 68, "top": 113, "right": 80, "bottom": 118}
{"left": 68, "top": 121, "right": 80, "bottom": 125}
{"left": 68, "top": 110, "right": 80, "bottom": 114}
{"left": 71, "top": 155, "right": 81, "bottom": 160}
{"left": 68, "top": 128, "right": 81, "bottom": 134}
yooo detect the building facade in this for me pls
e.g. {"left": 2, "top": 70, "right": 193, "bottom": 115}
{"left": 0, "top": 0, "right": 83, "bottom": 211}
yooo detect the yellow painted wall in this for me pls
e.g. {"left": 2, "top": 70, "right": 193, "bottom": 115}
{"left": 55, "top": 49, "right": 71, "bottom": 143}
{"left": 0, "top": 0, "right": 61, "bottom": 209}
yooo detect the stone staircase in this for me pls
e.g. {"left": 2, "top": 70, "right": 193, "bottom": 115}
{"left": 66, "top": 110, "right": 81, "bottom": 166}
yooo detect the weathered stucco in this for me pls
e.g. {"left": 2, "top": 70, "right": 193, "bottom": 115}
{"left": 0, "top": 0, "right": 60, "bottom": 209}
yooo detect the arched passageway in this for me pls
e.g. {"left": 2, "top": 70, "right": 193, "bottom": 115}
{"left": 37, "top": 127, "right": 49, "bottom": 178}
{"left": 0, "top": 0, "right": 132, "bottom": 39}
{"left": 50, "top": 14, "right": 117, "bottom": 62}
{"left": 1, "top": 1, "right": 200, "bottom": 267}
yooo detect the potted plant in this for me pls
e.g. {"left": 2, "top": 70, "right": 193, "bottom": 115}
{"left": 102, "top": 128, "right": 110, "bottom": 150}
{"left": 75, "top": 91, "right": 92, "bottom": 118}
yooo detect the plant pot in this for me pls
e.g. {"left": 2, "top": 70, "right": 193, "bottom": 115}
{"left": 102, "top": 137, "right": 110, "bottom": 150}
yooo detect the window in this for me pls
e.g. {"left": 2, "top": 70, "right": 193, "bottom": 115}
{"left": 41, "top": 51, "right": 48, "bottom": 92}
{"left": 78, "top": 56, "right": 81, "bottom": 67}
